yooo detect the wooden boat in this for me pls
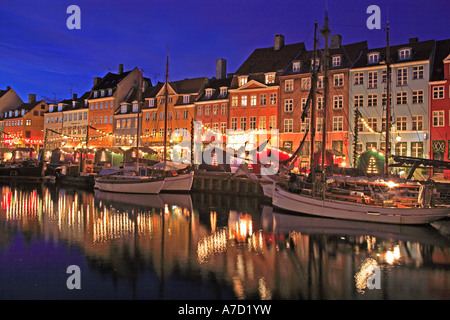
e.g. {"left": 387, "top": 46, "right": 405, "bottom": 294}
{"left": 0, "top": 160, "right": 44, "bottom": 178}
{"left": 153, "top": 160, "right": 194, "bottom": 192}
{"left": 272, "top": 184, "right": 449, "bottom": 225}
{"left": 94, "top": 175, "right": 164, "bottom": 194}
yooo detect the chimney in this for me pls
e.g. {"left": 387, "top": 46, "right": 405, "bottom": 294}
{"left": 409, "top": 37, "right": 418, "bottom": 44}
{"left": 73, "top": 93, "right": 77, "bottom": 101}
{"left": 6, "top": 86, "right": 10, "bottom": 91}
{"left": 94, "top": 77, "right": 101, "bottom": 86}
{"left": 274, "top": 34, "right": 285, "bottom": 51}
{"left": 118, "top": 63, "right": 124, "bottom": 74}
{"left": 216, "top": 59, "right": 227, "bottom": 80}
{"left": 28, "top": 94, "right": 36, "bottom": 103}
{"left": 330, "top": 34, "right": 342, "bottom": 49}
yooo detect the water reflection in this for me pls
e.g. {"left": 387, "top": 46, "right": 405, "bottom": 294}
{"left": 0, "top": 183, "right": 449, "bottom": 300}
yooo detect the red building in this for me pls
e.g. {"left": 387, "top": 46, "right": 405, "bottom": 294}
{"left": 429, "top": 39, "right": 450, "bottom": 179}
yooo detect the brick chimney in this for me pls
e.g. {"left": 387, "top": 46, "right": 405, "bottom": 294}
{"left": 28, "top": 94, "right": 36, "bottom": 103}
{"left": 216, "top": 59, "right": 227, "bottom": 80}
{"left": 274, "top": 34, "right": 285, "bottom": 51}
{"left": 118, "top": 64, "right": 124, "bottom": 75}
{"left": 94, "top": 77, "right": 101, "bottom": 86}
{"left": 330, "top": 34, "right": 342, "bottom": 49}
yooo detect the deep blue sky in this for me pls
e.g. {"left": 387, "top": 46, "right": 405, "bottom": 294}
{"left": 0, "top": 0, "right": 449, "bottom": 102}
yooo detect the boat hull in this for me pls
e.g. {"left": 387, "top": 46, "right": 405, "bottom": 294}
{"left": 162, "top": 171, "right": 194, "bottom": 192}
{"left": 94, "top": 176, "right": 164, "bottom": 194}
{"left": 272, "top": 185, "right": 450, "bottom": 225}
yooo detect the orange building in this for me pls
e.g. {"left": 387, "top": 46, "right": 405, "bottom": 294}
{"left": 1, "top": 94, "right": 48, "bottom": 150}
{"left": 86, "top": 64, "right": 143, "bottom": 148}
{"left": 141, "top": 77, "right": 208, "bottom": 161}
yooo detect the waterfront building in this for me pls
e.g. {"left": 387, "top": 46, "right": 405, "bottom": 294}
{"left": 348, "top": 38, "right": 435, "bottom": 175}
{"left": 141, "top": 77, "right": 208, "bottom": 160}
{"left": 113, "top": 87, "right": 141, "bottom": 148}
{"left": 0, "top": 86, "right": 23, "bottom": 115}
{"left": 86, "top": 64, "right": 145, "bottom": 148}
{"left": 0, "top": 94, "right": 48, "bottom": 151}
{"left": 280, "top": 35, "right": 367, "bottom": 171}
{"left": 228, "top": 35, "right": 305, "bottom": 154}
{"left": 429, "top": 39, "right": 450, "bottom": 179}
{"left": 44, "top": 92, "right": 90, "bottom": 150}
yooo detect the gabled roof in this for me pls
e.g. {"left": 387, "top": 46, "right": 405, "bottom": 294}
{"left": 235, "top": 42, "right": 306, "bottom": 75}
{"left": 431, "top": 38, "right": 450, "bottom": 81}
{"left": 3, "top": 100, "right": 47, "bottom": 119}
{"left": 92, "top": 70, "right": 132, "bottom": 91}
{"left": 352, "top": 39, "right": 435, "bottom": 69}
{"left": 196, "top": 77, "right": 232, "bottom": 102}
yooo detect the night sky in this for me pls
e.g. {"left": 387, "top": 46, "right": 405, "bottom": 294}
{"left": 0, "top": 0, "right": 449, "bottom": 102}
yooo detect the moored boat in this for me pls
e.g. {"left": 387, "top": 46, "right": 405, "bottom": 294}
{"left": 94, "top": 175, "right": 164, "bottom": 194}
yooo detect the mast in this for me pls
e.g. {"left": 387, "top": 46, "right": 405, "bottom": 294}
{"left": 320, "top": 11, "right": 330, "bottom": 199}
{"left": 384, "top": 22, "right": 391, "bottom": 177}
{"left": 309, "top": 21, "right": 318, "bottom": 175}
{"left": 164, "top": 50, "right": 169, "bottom": 163}
{"left": 136, "top": 70, "right": 143, "bottom": 173}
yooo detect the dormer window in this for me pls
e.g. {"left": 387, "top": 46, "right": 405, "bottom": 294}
{"left": 121, "top": 105, "right": 127, "bottom": 114}
{"left": 49, "top": 106, "right": 54, "bottom": 113}
{"left": 220, "top": 87, "right": 228, "bottom": 97}
{"left": 292, "top": 61, "right": 301, "bottom": 72}
{"left": 58, "top": 105, "right": 63, "bottom": 112}
{"left": 93, "top": 91, "right": 98, "bottom": 98}
{"left": 205, "top": 89, "right": 214, "bottom": 99}
{"left": 311, "top": 59, "right": 320, "bottom": 71}
{"left": 14, "top": 110, "right": 18, "bottom": 117}
{"left": 238, "top": 76, "right": 248, "bottom": 86}
{"left": 132, "top": 103, "right": 139, "bottom": 112}
{"left": 21, "top": 109, "right": 25, "bottom": 116}
{"left": 9, "top": 111, "right": 12, "bottom": 117}
{"left": 332, "top": 55, "right": 341, "bottom": 67}
{"left": 108, "top": 89, "right": 113, "bottom": 95}
{"left": 399, "top": 48, "right": 411, "bottom": 60}
{"left": 101, "top": 90, "right": 105, "bottom": 97}
{"left": 72, "top": 101, "right": 76, "bottom": 108}
{"left": 368, "top": 53, "right": 379, "bottom": 64}
{"left": 149, "top": 99, "right": 154, "bottom": 107}
{"left": 265, "top": 72, "right": 276, "bottom": 84}
{"left": 183, "top": 95, "right": 190, "bottom": 104}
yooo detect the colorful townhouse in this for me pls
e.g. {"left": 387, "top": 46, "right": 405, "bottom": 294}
{"left": 1, "top": 94, "right": 49, "bottom": 150}
{"left": 348, "top": 38, "right": 435, "bottom": 176}
{"left": 280, "top": 35, "right": 367, "bottom": 171}
{"left": 228, "top": 35, "right": 305, "bottom": 154}
{"left": 87, "top": 64, "right": 143, "bottom": 148}
{"left": 44, "top": 92, "right": 90, "bottom": 150}
{"left": 429, "top": 39, "right": 450, "bottom": 178}
{"left": 0, "top": 86, "right": 23, "bottom": 114}
{"left": 141, "top": 76, "right": 208, "bottom": 160}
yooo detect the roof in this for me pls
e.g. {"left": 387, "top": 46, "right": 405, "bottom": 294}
{"left": 431, "top": 39, "right": 450, "bottom": 81}
{"left": 235, "top": 42, "right": 305, "bottom": 75}
{"left": 92, "top": 70, "right": 132, "bottom": 91}
{"left": 352, "top": 39, "right": 435, "bottom": 69}
{"left": 196, "top": 77, "right": 232, "bottom": 102}
{"left": 169, "top": 77, "right": 208, "bottom": 95}
{"left": 1, "top": 100, "right": 47, "bottom": 119}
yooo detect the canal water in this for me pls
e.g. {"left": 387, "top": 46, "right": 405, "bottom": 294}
{"left": 0, "top": 183, "right": 449, "bottom": 300}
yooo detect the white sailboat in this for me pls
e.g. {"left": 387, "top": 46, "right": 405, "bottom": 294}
{"left": 272, "top": 16, "right": 450, "bottom": 225}
{"left": 153, "top": 160, "right": 194, "bottom": 192}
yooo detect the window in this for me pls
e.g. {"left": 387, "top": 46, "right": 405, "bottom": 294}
{"left": 221, "top": 122, "right": 227, "bottom": 134}
{"left": 205, "top": 105, "right": 211, "bottom": 116}
{"left": 412, "top": 65, "right": 424, "bottom": 80}
{"left": 168, "top": 111, "right": 173, "bottom": 120}
{"left": 160, "top": 112, "right": 165, "bottom": 120}
{"left": 333, "top": 74, "right": 344, "bottom": 87}
{"left": 311, "top": 59, "right": 320, "bottom": 71}
{"left": 368, "top": 71, "right": 377, "bottom": 89}
{"left": 249, "top": 116, "right": 256, "bottom": 130}
{"left": 221, "top": 104, "right": 227, "bottom": 115}
{"left": 132, "top": 103, "right": 139, "bottom": 112}
{"left": 366, "top": 142, "right": 377, "bottom": 150}
{"left": 433, "top": 86, "right": 444, "bottom": 99}
{"left": 183, "top": 110, "right": 188, "bottom": 119}
{"left": 93, "top": 91, "right": 98, "bottom": 98}
{"left": 354, "top": 72, "right": 363, "bottom": 85}
{"left": 260, "top": 94, "right": 267, "bottom": 106}
{"left": 116, "top": 120, "right": 121, "bottom": 129}
{"left": 232, "top": 96, "right": 239, "bottom": 107}
{"left": 333, "top": 116, "right": 343, "bottom": 131}
{"left": 354, "top": 95, "right": 364, "bottom": 108}
{"left": 300, "top": 118, "right": 310, "bottom": 133}
{"left": 382, "top": 92, "right": 392, "bottom": 106}
{"left": 301, "top": 98, "right": 307, "bottom": 112}
{"left": 316, "top": 117, "right": 323, "bottom": 132}
{"left": 399, "top": 48, "right": 411, "bottom": 60}
{"left": 317, "top": 76, "right": 324, "bottom": 89}
{"left": 211, "top": 104, "right": 218, "bottom": 115}
{"left": 412, "top": 90, "right": 424, "bottom": 104}
{"left": 269, "top": 93, "right": 277, "bottom": 105}
{"left": 238, "top": 76, "right": 248, "bottom": 86}
{"left": 317, "top": 97, "right": 324, "bottom": 110}
{"left": 395, "top": 142, "right": 407, "bottom": 156}
{"left": 367, "top": 117, "right": 377, "bottom": 132}
{"left": 292, "top": 61, "right": 300, "bottom": 72}
{"left": 285, "top": 79, "right": 294, "bottom": 92}
{"left": 333, "top": 95, "right": 343, "bottom": 109}
{"left": 250, "top": 95, "right": 257, "bottom": 106}
{"left": 396, "top": 91, "right": 408, "bottom": 105}
{"left": 411, "top": 142, "right": 423, "bottom": 158}
{"left": 240, "top": 117, "right": 247, "bottom": 130}
{"left": 367, "top": 94, "right": 378, "bottom": 107}
{"left": 95, "top": 103, "right": 98, "bottom": 110}
{"left": 241, "top": 96, "right": 247, "bottom": 107}
{"left": 259, "top": 116, "right": 266, "bottom": 130}
{"left": 396, "top": 116, "right": 407, "bottom": 131}
{"left": 332, "top": 55, "right": 341, "bottom": 67}
{"left": 100, "top": 102, "right": 103, "bottom": 109}
{"left": 108, "top": 89, "right": 113, "bottom": 96}
{"left": 220, "top": 87, "right": 227, "bottom": 97}
{"left": 433, "top": 111, "right": 444, "bottom": 127}
{"left": 265, "top": 73, "right": 275, "bottom": 84}
{"left": 197, "top": 105, "right": 203, "bottom": 116}
{"left": 412, "top": 115, "right": 423, "bottom": 131}
{"left": 269, "top": 116, "right": 276, "bottom": 129}
{"left": 301, "top": 78, "right": 311, "bottom": 90}
{"left": 159, "top": 128, "right": 164, "bottom": 138}
{"left": 284, "top": 99, "right": 293, "bottom": 112}
{"left": 332, "top": 141, "right": 344, "bottom": 153}
{"left": 284, "top": 119, "right": 293, "bottom": 133}
{"left": 183, "top": 95, "right": 190, "bottom": 104}
{"left": 205, "top": 89, "right": 213, "bottom": 99}
{"left": 368, "top": 53, "right": 379, "bottom": 64}
{"left": 145, "top": 113, "right": 150, "bottom": 121}
{"left": 152, "top": 112, "right": 157, "bottom": 121}
{"left": 90, "top": 103, "right": 94, "bottom": 110}
{"left": 110, "top": 101, "right": 114, "bottom": 109}
{"left": 397, "top": 67, "right": 408, "bottom": 86}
